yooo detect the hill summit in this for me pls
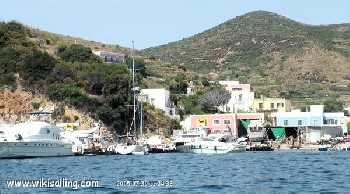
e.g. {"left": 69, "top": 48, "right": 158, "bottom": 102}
{"left": 143, "top": 11, "right": 350, "bottom": 106}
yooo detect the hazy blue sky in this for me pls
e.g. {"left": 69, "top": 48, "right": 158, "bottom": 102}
{"left": 0, "top": 0, "right": 349, "bottom": 50}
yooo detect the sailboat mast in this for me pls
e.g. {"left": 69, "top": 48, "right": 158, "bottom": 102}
{"left": 140, "top": 98, "right": 143, "bottom": 137}
{"left": 132, "top": 41, "right": 136, "bottom": 139}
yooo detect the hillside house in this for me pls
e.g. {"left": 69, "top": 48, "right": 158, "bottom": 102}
{"left": 250, "top": 96, "right": 291, "bottom": 113}
{"left": 140, "top": 88, "right": 179, "bottom": 119}
{"left": 218, "top": 81, "right": 255, "bottom": 113}
{"left": 92, "top": 51, "right": 124, "bottom": 63}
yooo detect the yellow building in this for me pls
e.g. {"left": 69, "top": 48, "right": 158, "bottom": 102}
{"left": 250, "top": 97, "right": 291, "bottom": 113}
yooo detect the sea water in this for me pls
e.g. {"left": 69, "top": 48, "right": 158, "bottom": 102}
{"left": 1, "top": 151, "right": 350, "bottom": 193}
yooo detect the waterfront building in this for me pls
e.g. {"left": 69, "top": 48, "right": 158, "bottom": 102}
{"left": 271, "top": 105, "right": 346, "bottom": 143}
{"left": 180, "top": 113, "right": 264, "bottom": 138}
{"left": 140, "top": 88, "right": 179, "bottom": 119}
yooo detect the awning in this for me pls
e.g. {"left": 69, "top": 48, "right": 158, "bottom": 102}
{"left": 271, "top": 127, "right": 286, "bottom": 141}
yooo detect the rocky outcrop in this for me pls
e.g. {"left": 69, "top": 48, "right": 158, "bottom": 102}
{"left": 1, "top": 88, "right": 92, "bottom": 128}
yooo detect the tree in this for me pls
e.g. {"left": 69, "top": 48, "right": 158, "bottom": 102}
{"left": 85, "top": 73, "right": 103, "bottom": 95}
{"left": 200, "top": 77, "right": 210, "bottom": 87}
{"left": 170, "top": 119, "right": 181, "bottom": 130}
{"left": 323, "top": 99, "right": 344, "bottom": 112}
{"left": 169, "top": 80, "right": 188, "bottom": 94}
{"left": 199, "top": 89, "right": 231, "bottom": 113}
{"left": 21, "top": 50, "right": 56, "bottom": 84}
{"left": 57, "top": 44, "right": 102, "bottom": 63}
{"left": 125, "top": 56, "right": 148, "bottom": 78}
{"left": 31, "top": 102, "right": 41, "bottom": 110}
{"left": 0, "top": 30, "right": 9, "bottom": 48}
{"left": 52, "top": 62, "right": 74, "bottom": 84}
{"left": 175, "top": 73, "right": 186, "bottom": 83}
{"left": 0, "top": 48, "right": 20, "bottom": 73}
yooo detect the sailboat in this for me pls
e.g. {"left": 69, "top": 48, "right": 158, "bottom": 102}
{"left": 115, "top": 41, "right": 148, "bottom": 155}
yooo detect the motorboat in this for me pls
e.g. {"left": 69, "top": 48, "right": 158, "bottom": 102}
{"left": 147, "top": 135, "right": 176, "bottom": 153}
{"left": 177, "top": 135, "right": 246, "bottom": 154}
{"left": 172, "top": 127, "right": 208, "bottom": 149}
{"left": 0, "top": 111, "right": 73, "bottom": 159}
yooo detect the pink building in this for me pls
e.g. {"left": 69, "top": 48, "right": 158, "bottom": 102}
{"left": 190, "top": 114, "right": 237, "bottom": 136}
{"left": 188, "top": 113, "right": 264, "bottom": 138}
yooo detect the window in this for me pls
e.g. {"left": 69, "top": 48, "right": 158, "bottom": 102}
{"left": 226, "top": 106, "right": 230, "bottom": 112}
{"left": 284, "top": 120, "right": 288, "bottom": 126}
{"left": 238, "top": 94, "right": 243, "bottom": 101}
{"left": 151, "top": 98, "right": 155, "bottom": 105}
{"left": 313, "top": 120, "right": 318, "bottom": 126}
{"left": 259, "top": 103, "right": 263, "bottom": 109}
{"left": 277, "top": 103, "right": 284, "bottom": 108}
{"left": 213, "top": 119, "right": 220, "bottom": 125}
{"left": 298, "top": 120, "right": 303, "bottom": 125}
{"left": 270, "top": 103, "right": 275, "bottom": 109}
{"left": 224, "top": 119, "right": 231, "bottom": 125}
{"left": 326, "top": 119, "right": 338, "bottom": 125}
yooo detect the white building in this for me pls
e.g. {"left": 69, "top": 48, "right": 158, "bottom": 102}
{"left": 218, "top": 81, "right": 254, "bottom": 113}
{"left": 140, "top": 88, "right": 179, "bottom": 119}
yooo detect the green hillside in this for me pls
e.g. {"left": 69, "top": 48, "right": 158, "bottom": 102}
{"left": 142, "top": 11, "right": 350, "bottom": 107}
{"left": 1, "top": 10, "right": 349, "bottom": 135}
{"left": 0, "top": 21, "right": 175, "bottom": 135}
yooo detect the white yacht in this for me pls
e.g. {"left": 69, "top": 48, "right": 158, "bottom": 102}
{"left": 177, "top": 135, "right": 246, "bottom": 154}
{"left": 0, "top": 111, "right": 73, "bottom": 159}
{"left": 172, "top": 127, "right": 208, "bottom": 149}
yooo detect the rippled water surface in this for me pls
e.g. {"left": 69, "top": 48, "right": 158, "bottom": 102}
{"left": 1, "top": 151, "right": 350, "bottom": 193}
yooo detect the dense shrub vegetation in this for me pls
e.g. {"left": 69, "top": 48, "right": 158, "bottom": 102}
{"left": 0, "top": 21, "right": 144, "bottom": 134}
{"left": 57, "top": 44, "right": 102, "bottom": 63}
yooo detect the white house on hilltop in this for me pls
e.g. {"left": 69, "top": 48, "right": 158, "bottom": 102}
{"left": 140, "top": 88, "right": 179, "bottom": 119}
{"left": 218, "top": 81, "right": 254, "bottom": 113}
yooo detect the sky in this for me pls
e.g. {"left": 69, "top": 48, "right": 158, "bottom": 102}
{"left": 0, "top": 0, "right": 349, "bottom": 50}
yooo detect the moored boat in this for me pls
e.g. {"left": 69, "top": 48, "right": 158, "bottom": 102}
{"left": 177, "top": 136, "right": 246, "bottom": 154}
{"left": 146, "top": 135, "right": 176, "bottom": 153}
{"left": 0, "top": 111, "right": 73, "bottom": 159}
{"left": 172, "top": 127, "right": 208, "bottom": 149}
{"left": 114, "top": 135, "right": 148, "bottom": 155}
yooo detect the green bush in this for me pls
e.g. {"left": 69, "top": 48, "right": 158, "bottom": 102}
{"left": 21, "top": 50, "right": 56, "bottom": 85}
{"left": 0, "top": 47, "right": 20, "bottom": 73}
{"left": 31, "top": 102, "right": 41, "bottom": 110}
{"left": 57, "top": 44, "right": 102, "bottom": 63}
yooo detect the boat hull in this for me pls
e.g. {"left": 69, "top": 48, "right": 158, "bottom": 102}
{"left": 177, "top": 144, "right": 246, "bottom": 154}
{"left": 115, "top": 145, "right": 147, "bottom": 155}
{"left": 0, "top": 142, "right": 73, "bottom": 159}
